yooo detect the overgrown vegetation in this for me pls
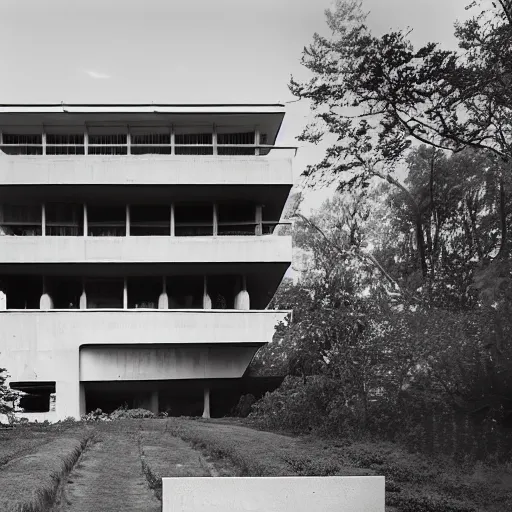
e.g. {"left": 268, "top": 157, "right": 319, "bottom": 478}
{"left": 250, "top": 0, "right": 512, "bottom": 467}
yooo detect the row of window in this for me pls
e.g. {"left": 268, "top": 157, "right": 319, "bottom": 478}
{"left": 0, "top": 131, "right": 268, "bottom": 156}
{"left": 0, "top": 203, "right": 278, "bottom": 236}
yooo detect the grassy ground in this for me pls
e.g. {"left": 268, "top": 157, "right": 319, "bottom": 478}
{"left": 0, "top": 424, "right": 93, "bottom": 512}
{"left": 168, "top": 417, "right": 512, "bottom": 512}
{"left": 1, "top": 417, "right": 511, "bottom": 512}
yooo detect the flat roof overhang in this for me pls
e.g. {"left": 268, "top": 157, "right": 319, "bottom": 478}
{"left": 0, "top": 103, "right": 286, "bottom": 146}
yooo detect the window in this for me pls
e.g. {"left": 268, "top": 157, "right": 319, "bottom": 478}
{"left": 0, "top": 204, "right": 42, "bottom": 236}
{"left": 131, "top": 132, "right": 171, "bottom": 155}
{"left": 130, "top": 205, "right": 170, "bottom": 236}
{"left": 46, "top": 133, "right": 85, "bottom": 155}
{"left": 88, "top": 133, "right": 127, "bottom": 155}
{"left": 217, "top": 132, "right": 255, "bottom": 155}
{"left": 1, "top": 134, "right": 43, "bottom": 155}
{"left": 86, "top": 278, "right": 123, "bottom": 308}
{"left": 46, "top": 203, "right": 83, "bottom": 236}
{"left": 10, "top": 382, "right": 56, "bottom": 413}
{"left": 174, "top": 203, "right": 213, "bottom": 236}
{"left": 175, "top": 133, "right": 213, "bottom": 155}
{"left": 88, "top": 205, "right": 125, "bottom": 236}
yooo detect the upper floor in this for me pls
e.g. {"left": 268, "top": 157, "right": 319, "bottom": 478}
{"left": 0, "top": 103, "right": 294, "bottom": 158}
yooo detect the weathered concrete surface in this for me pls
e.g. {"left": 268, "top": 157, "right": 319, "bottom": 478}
{"left": 163, "top": 476, "right": 386, "bottom": 512}
{"left": 0, "top": 309, "right": 288, "bottom": 419}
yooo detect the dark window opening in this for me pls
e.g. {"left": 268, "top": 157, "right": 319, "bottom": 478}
{"left": 46, "top": 203, "right": 83, "bottom": 236}
{"left": 88, "top": 134, "right": 127, "bottom": 155}
{"left": 86, "top": 278, "right": 123, "bottom": 308}
{"left": 46, "top": 134, "right": 85, "bottom": 155}
{"left": 130, "top": 205, "right": 170, "bottom": 236}
{"left": 10, "top": 382, "right": 55, "bottom": 413}
{"left": 207, "top": 275, "right": 238, "bottom": 309}
{"left": 47, "top": 276, "right": 82, "bottom": 309}
{"left": 131, "top": 133, "right": 171, "bottom": 155}
{"left": 1, "top": 134, "right": 43, "bottom": 155}
{"left": 88, "top": 205, "right": 125, "bottom": 236}
{"left": 167, "top": 275, "right": 203, "bottom": 309}
{"left": 174, "top": 203, "right": 213, "bottom": 236}
{"left": 175, "top": 133, "right": 213, "bottom": 155}
{"left": 2, "top": 275, "right": 42, "bottom": 309}
{"left": 217, "top": 132, "right": 255, "bottom": 155}
{"left": 218, "top": 203, "right": 256, "bottom": 235}
{"left": 128, "top": 276, "right": 161, "bottom": 309}
{"left": 0, "top": 204, "right": 42, "bottom": 236}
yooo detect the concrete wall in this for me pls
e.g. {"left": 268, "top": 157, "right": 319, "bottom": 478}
{"left": 80, "top": 345, "right": 259, "bottom": 380}
{"left": 0, "top": 155, "right": 293, "bottom": 186}
{"left": 0, "top": 309, "right": 288, "bottom": 419}
{"left": 0, "top": 235, "right": 291, "bottom": 264}
{"left": 162, "top": 477, "right": 386, "bottom": 512}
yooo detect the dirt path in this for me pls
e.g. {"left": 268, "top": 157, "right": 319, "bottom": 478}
{"left": 53, "top": 421, "right": 213, "bottom": 512}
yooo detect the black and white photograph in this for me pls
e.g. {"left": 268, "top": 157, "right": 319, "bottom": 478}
{"left": 0, "top": 1, "right": 511, "bottom": 511}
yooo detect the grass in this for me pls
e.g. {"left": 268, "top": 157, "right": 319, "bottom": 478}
{"left": 167, "top": 417, "right": 512, "bottom": 512}
{"left": 0, "top": 425, "right": 92, "bottom": 512}
{"left": 1, "top": 417, "right": 511, "bottom": 512}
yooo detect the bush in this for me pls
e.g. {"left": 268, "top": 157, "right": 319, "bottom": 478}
{"left": 232, "top": 394, "right": 256, "bottom": 417}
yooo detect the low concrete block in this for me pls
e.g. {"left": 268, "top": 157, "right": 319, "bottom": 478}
{"left": 162, "top": 476, "right": 385, "bottom": 512}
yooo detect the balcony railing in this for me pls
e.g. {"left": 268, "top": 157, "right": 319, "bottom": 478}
{"left": 0, "top": 143, "right": 298, "bottom": 157}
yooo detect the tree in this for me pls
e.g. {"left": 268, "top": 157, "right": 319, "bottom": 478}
{"left": 0, "top": 368, "right": 18, "bottom": 417}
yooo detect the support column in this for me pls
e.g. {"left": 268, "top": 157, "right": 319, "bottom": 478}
{"left": 203, "top": 276, "right": 212, "bottom": 309}
{"left": 42, "top": 129, "right": 47, "bottom": 155}
{"left": 202, "top": 386, "right": 210, "bottom": 419}
{"left": 79, "top": 278, "right": 87, "bottom": 309}
{"left": 170, "top": 203, "right": 175, "bottom": 236}
{"left": 79, "top": 382, "right": 86, "bottom": 417}
{"left": 123, "top": 277, "right": 128, "bottom": 309}
{"left": 150, "top": 391, "right": 159, "bottom": 415}
{"left": 213, "top": 203, "right": 218, "bottom": 236}
{"left": 159, "top": 276, "right": 169, "bottom": 309}
{"left": 83, "top": 203, "right": 88, "bottom": 237}
{"left": 170, "top": 125, "right": 175, "bottom": 155}
{"left": 84, "top": 127, "right": 89, "bottom": 155}
{"left": 255, "top": 205, "right": 263, "bottom": 236}
{"left": 212, "top": 124, "right": 217, "bottom": 155}
{"left": 254, "top": 127, "right": 260, "bottom": 156}
{"left": 41, "top": 203, "right": 46, "bottom": 236}
{"left": 126, "top": 204, "right": 130, "bottom": 236}
{"left": 127, "top": 130, "right": 131, "bottom": 155}
{"left": 40, "top": 276, "right": 53, "bottom": 310}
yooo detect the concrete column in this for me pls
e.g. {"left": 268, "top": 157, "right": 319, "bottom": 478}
{"left": 40, "top": 276, "right": 53, "bottom": 310}
{"left": 84, "top": 128, "right": 89, "bottom": 155}
{"left": 255, "top": 205, "right": 263, "bottom": 236}
{"left": 41, "top": 203, "right": 46, "bottom": 236}
{"left": 79, "top": 278, "right": 87, "bottom": 309}
{"left": 170, "top": 204, "right": 175, "bottom": 236}
{"left": 79, "top": 382, "right": 86, "bottom": 417}
{"left": 126, "top": 204, "right": 130, "bottom": 236}
{"left": 42, "top": 129, "right": 47, "bottom": 155}
{"left": 158, "top": 276, "right": 169, "bottom": 309}
{"left": 212, "top": 124, "right": 217, "bottom": 155}
{"left": 203, "top": 276, "right": 212, "bottom": 309}
{"left": 123, "top": 277, "right": 128, "bottom": 309}
{"left": 202, "top": 386, "right": 210, "bottom": 419}
{"left": 170, "top": 125, "right": 175, "bottom": 156}
{"left": 83, "top": 203, "right": 88, "bottom": 237}
{"left": 213, "top": 203, "right": 218, "bottom": 236}
{"left": 127, "top": 130, "right": 131, "bottom": 155}
{"left": 254, "top": 127, "right": 260, "bottom": 156}
{"left": 0, "top": 280, "right": 6, "bottom": 311}
{"left": 150, "top": 390, "right": 159, "bottom": 415}
{"left": 234, "top": 276, "right": 250, "bottom": 310}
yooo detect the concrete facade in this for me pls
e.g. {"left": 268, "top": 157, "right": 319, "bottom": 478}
{"left": 0, "top": 104, "right": 293, "bottom": 420}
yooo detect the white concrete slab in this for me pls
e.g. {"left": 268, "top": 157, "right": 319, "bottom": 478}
{"left": 162, "top": 476, "right": 385, "bottom": 512}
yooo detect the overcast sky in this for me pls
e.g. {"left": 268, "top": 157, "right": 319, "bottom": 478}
{"left": 0, "top": 0, "right": 473, "bottom": 208}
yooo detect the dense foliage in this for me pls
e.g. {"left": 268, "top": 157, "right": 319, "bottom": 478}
{"left": 251, "top": 1, "right": 512, "bottom": 459}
